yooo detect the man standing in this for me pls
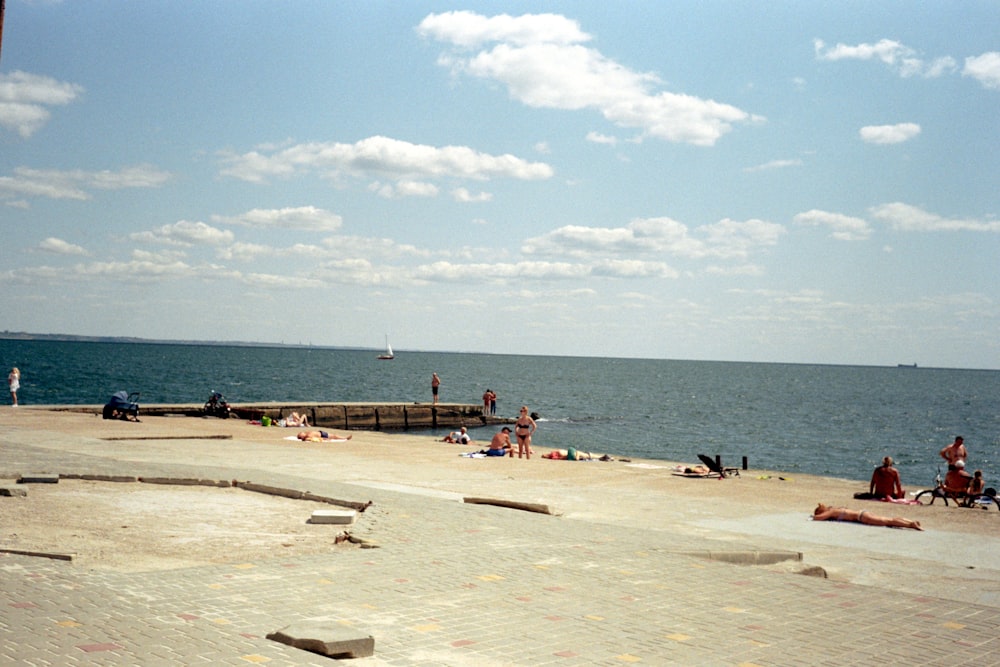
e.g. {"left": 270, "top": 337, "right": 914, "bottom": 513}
{"left": 939, "top": 436, "right": 967, "bottom": 466}
{"left": 431, "top": 373, "right": 440, "bottom": 404}
{"left": 869, "top": 456, "right": 903, "bottom": 499}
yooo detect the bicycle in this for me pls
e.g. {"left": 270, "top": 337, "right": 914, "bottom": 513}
{"left": 913, "top": 468, "right": 1000, "bottom": 510}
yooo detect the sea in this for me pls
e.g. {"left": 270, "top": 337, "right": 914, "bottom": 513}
{"left": 3, "top": 339, "right": 999, "bottom": 489}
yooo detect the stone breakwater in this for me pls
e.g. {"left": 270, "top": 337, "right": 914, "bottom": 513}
{"left": 47, "top": 401, "right": 504, "bottom": 430}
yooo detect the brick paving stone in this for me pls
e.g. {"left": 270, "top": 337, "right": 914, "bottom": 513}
{"left": 4, "top": 434, "right": 1000, "bottom": 666}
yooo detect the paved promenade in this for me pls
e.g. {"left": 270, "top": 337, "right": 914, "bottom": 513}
{"left": 3, "top": 419, "right": 1000, "bottom": 665}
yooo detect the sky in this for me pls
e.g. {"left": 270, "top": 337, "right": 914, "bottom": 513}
{"left": 1, "top": 1, "right": 999, "bottom": 369}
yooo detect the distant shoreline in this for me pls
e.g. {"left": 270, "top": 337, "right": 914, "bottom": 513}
{"left": 2, "top": 331, "right": 996, "bottom": 371}
{"left": 0, "top": 331, "right": 366, "bottom": 352}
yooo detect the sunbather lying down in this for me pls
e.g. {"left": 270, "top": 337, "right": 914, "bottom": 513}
{"left": 812, "top": 503, "right": 922, "bottom": 530}
{"left": 283, "top": 412, "right": 310, "bottom": 427}
{"left": 296, "top": 430, "right": 352, "bottom": 442}
{"left": 671, "top": 464, "right": 715, "bottom": 477}
{"left": 542, "top": 448, "right": 606, "bottom": 461}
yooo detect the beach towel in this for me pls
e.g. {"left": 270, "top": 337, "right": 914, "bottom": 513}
{"left": 283, "top": 435, "right": 350, "bottom": 442}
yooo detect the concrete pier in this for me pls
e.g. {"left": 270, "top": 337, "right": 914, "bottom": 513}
{"left": 49, "top": 402, "right": 505, "bottom": 431}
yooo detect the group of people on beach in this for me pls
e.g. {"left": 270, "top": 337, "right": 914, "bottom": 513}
{"left": 430, "top": 373, "right": 537, "bottom": 459}
{"left": 441, "top": 405, "right": 538, "bottom": 459}
{"left": 865, "top": 436, "right": 985, "bottom": 505}
{"left": 486, "top": 407, "right": 537, "bottom": 458}
{"left": 937, "top": 436, "right": 986, "bottom": 505}
{"left": 817, "top": 435, "right": 991, "bottom": 531}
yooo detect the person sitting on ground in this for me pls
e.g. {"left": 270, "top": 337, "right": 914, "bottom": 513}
{"left": 296, "top": 430, "right": 352, "bottom": 441}
{"left": 869, "top": 456, "right": 904, "bottom": 499}
{"left": 442, "top": 426, "right": 471, "bottom": 444}
{"left": 812, "top": 503, "right": 922, "bottom": 530}
{"left": 942, "top": 460, "right": 973, "bottom": 496}
{"left": 964, "top": 469, "right": 986, "bottom": 507}
{"left": 284, "top": 412, "right": 310, "bottom": 427}
{"left": 484, "top": 427, "right": 513, "bottom": 457}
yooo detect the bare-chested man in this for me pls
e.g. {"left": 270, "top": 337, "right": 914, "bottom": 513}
{"left": 939, "top": 436, "right": 967, "bottom": 466}
{"left": 486, "top": 427, "right": 513, "bottom": 457}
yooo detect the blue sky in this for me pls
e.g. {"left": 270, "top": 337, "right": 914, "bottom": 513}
{"left": 2, "top": 1, "right": 999, "bottom": 368}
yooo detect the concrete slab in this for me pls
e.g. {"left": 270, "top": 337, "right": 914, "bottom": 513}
{"left": 17, "top": 473, "right": 59, "bottom": 484}
{"left": 307, "top": 509, "right": 356, "bottom": 524}
{"left": 266, "top": 622, "right": 374, "bottom": 658}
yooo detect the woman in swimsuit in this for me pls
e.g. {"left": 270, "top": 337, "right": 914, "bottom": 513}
{"left": 514, "top": 406, "right": 536, "bottom": 459}
{"left": 813, "top": 503, "right": 922, "bottom": 530}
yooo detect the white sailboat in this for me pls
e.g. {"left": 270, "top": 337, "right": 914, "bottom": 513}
{"left": 377, "top": 335, "right": 394, "bottom": 360}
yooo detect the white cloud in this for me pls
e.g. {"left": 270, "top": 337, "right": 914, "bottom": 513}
{"left": 420, "top": 11, "right": 755, "bottom": 146}
{"left": 859, "top": 122, "right": 921, "bottom": 144}
{"left": 73, "top": 258, "right": 194, "bottom": 281}
{"left": 212, "top": 206, "right": 343, "bottom": 232}
{"left": 0, "top": 164, "right": 171, "bottom": 202}
{"left": 700, "top": 218, "right": 784, "bottom": 259}
{"left": 219, "top": 135, "right": 553, "bottom": 191}
{"left": 586, "top": 131, "right": 618, "bottom": 145}
{"left": 870, "top": 202, "right": 1000, "bottom": 232}
{"left": 0, "top": 71, "right": 84, "bottom": 138}
{"left": 793, "top": 209, "right": 872, "bottom": 241}
{"left": 239, "top": 272, "right": 327, "bottom": 289}
{"left": 524, "top": 215, "right": 783, "bottom": 260}
{"left": 963, "top": 52, "right": 1000, "bottom": 90}
{"left": 814, "top": 38, "right": 957, "bottom": 78}
{"left": 590, "top": 259, "right": 678, "bottom": 278}
{"left": 130, "top": 221, "right": 236, "bottom": 246}
{"left": 369, "top": 179, "right": 440, "bottom": 199}
{"left": 451, "top": 187, "right": 493, "bottom": 202}
{"left": 37, "top": 237, "right": 88, "bottom": 256}
{"left": 743, "top": 158, "right": 803, "bottom": 173}
{"left": 414, "top": 260, "right": 589, "bottom": 283}
{"left": 417, "top": 10, "right": 589, "bottom": 48}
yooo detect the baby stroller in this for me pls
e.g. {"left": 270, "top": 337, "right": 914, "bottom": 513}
{"left": 103, "top": 391, "right": 140, "bottom": 421}
{"left": 203, "top": 391, "right": 231, "bottom": 419}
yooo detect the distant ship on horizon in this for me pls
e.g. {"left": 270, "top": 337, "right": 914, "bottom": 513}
{"left": 897, "top": 363, "right": 917, "bottom": 368}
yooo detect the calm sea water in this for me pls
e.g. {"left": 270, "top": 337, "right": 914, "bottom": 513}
{"left": 3, "top": 339, "right": 999, "bottom": 488}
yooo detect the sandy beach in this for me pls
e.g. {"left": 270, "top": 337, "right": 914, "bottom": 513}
{"left": 4, "top": 407, "right": 999, "bottom": 607}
